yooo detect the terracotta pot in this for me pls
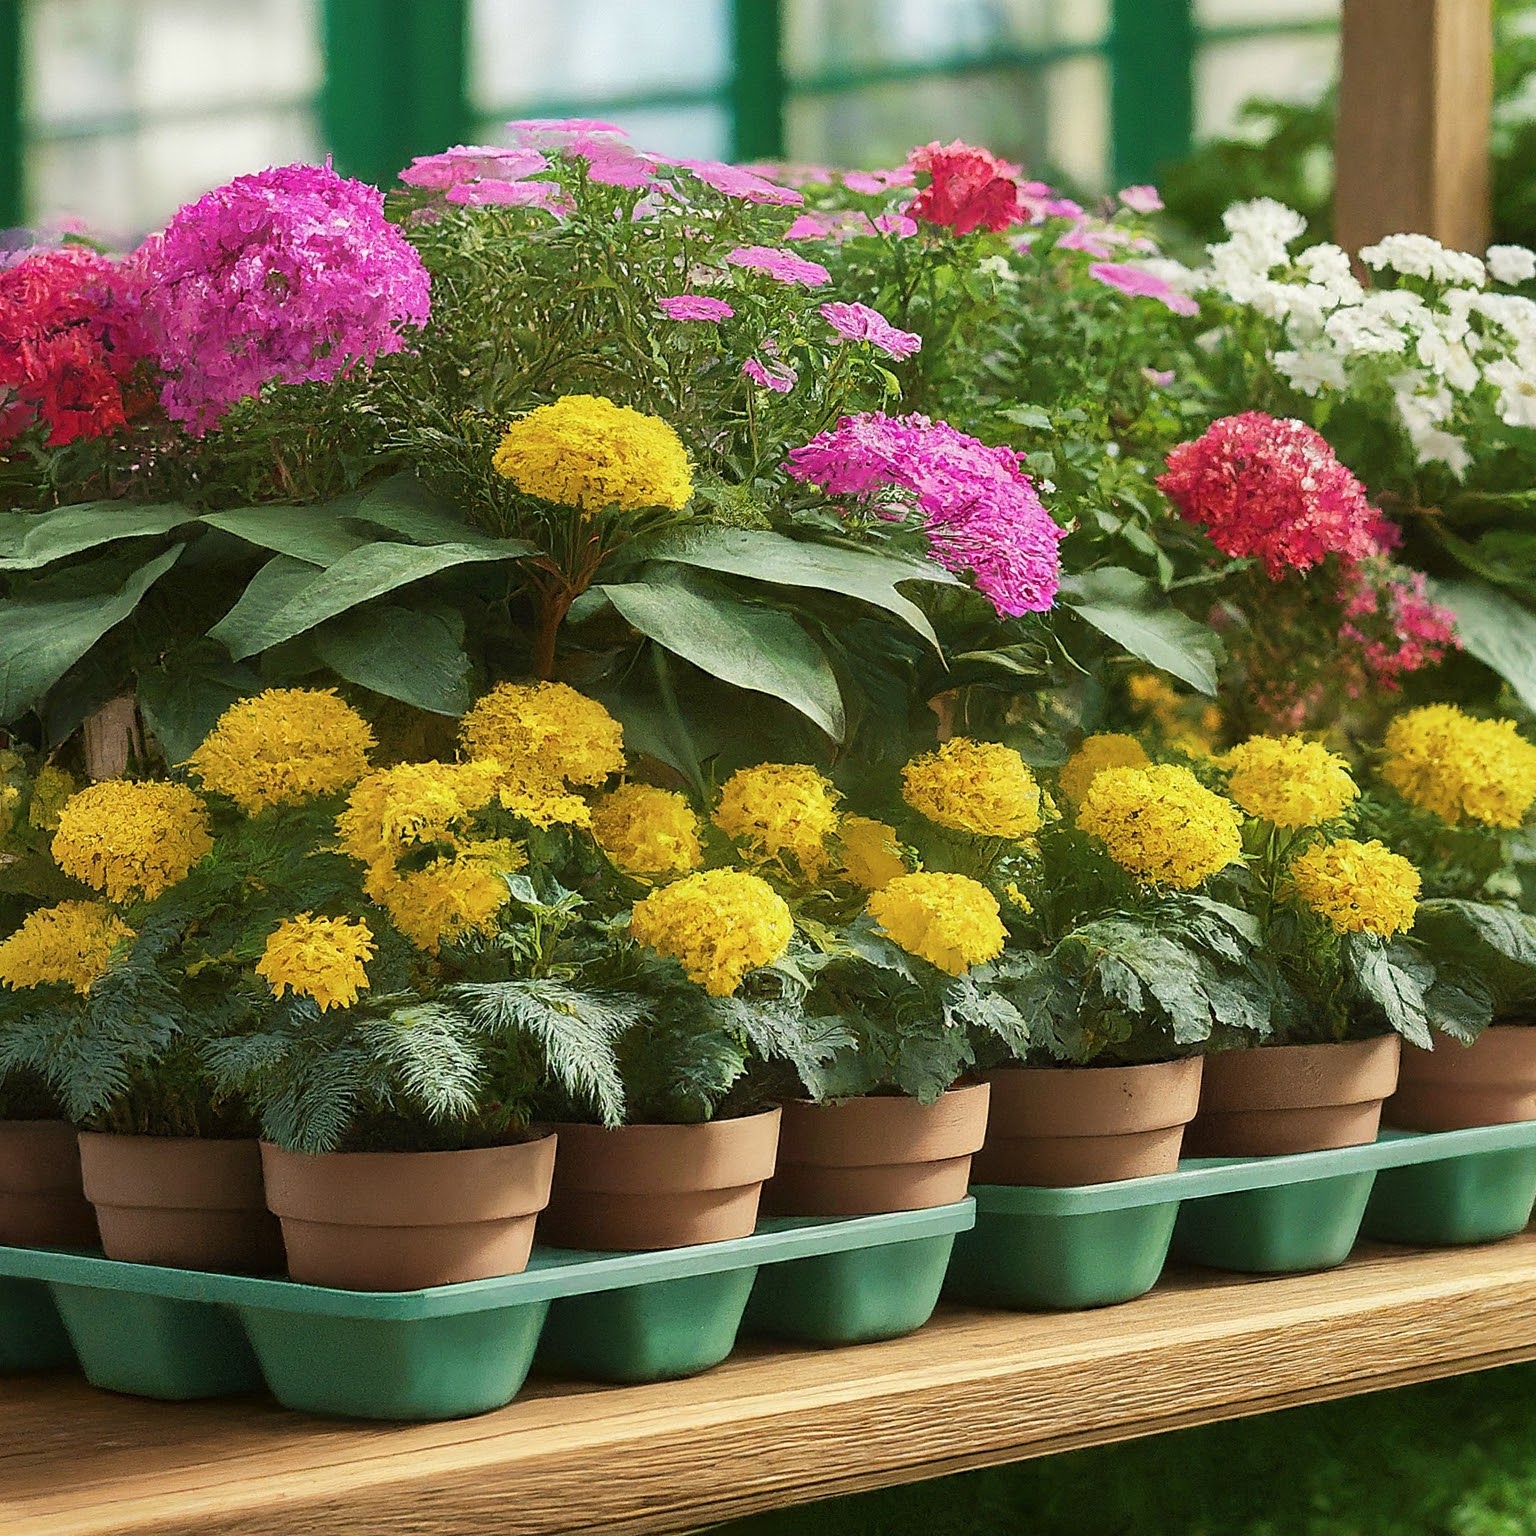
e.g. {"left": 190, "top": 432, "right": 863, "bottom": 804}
{"left": 764, "top": 1082, "right": 991, "bottom": 1216}
{"left": 1184, "top": 1036, "right": 1402, "bottom": 1157}
{"left": 971, "top": 1058, "right": 1204, "bottom": 1187}
{"left": 0, "top": 1121, "right": 98, "bottom": 1248}
{"left": 540, "top": 1110, "right": 779, "bottom": 1251}
{"left": 78, "top": 1134, "right": 283, "bottom": 1272}
{"left": 1386, "top": 1025, "right": 1536, "bottom": 1130}
{"left": 261, "top": 1136, "right": 557, "bottom": 1290}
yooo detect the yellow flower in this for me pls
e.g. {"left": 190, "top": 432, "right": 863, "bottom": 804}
{"left": 497, "top": 771, "right": 595, "bottom": 830}
{"left": 592, "top": 784, "right": 704, "bottom": 878}
{"left": 713, "top": 763, "right": 840, "bottom": 881}
{"left": 187, "top": 688, "right": 375, "bottom": 814}
{"left": 52, "top": 780, "right": 213, "bottom": 902}
{"left": 26, "top": 765, "right": 76, "bottom": 832}
{"left": 0, "top": 901, "right": 132, "bottom": 996}
{"left": 1059, "top": 734, "right": 1150, "bottom": 808}
{"left": 381, "top": 855, "right": 514, "bottom": 954}
{"left": 902, "top": 738, "right": 1043, "bottom": 839}
{"left": 866, "top": 871, "right": 1006, "bottom": 975}
{"left": 460, "top": 681, "right": 625, "bottom": 789}
{"left": 1381, "top": 704, "right": 1536, "bottom": 828}
{"left": 1289, "top": 838, "right": 1420, "bottom": 937}
{"left": 1127, "top": 672, "right": 1182, "bottom": 728}
{"left": 1079, "top": 764, "right": 1243, "bottom": 889}
{"left": 1223, "top": 735, "right": 1359, "bottom": 830}
{"left": 256, "top": 913, "right": 375, "bottom": 1012}
{"left": 492, "top": 394, "right": 693, "bottom": 513}
{"left": 0, "top": 781, "right": 17, "bottom": 836}
{"left": 838, "top": 815, "right": 908, "bottom": 890}
{"left": 630, "top": 868, "right": 793, "bottom": 996}
{"left": 1002, "top": 881, "right": 1033, "bottom": 915}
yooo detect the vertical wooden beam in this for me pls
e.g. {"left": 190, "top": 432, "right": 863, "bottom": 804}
{"left": 1109, "top": 0, "right": 1194, "bottom": 189}
{"left": 729, "top": 0, "right": 785, "bottom": 163}
{"left": 1335, "top": 0, "right": 1492, "bottom": 256}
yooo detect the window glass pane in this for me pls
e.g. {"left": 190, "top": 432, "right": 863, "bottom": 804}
{"left": 1197, "top": 0, "right": 1338, "bottom": 25}
{"left": 1044, "top": 55, "right": 1108, "bottom": 190}
{"left": 1194, "top": 33, "right": 1337, "bottom": 138}
{"left": 474, "top": 103, "right": 730, "bottom": 159}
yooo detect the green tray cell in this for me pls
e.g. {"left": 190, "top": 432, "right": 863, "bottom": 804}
{"left": 946, "top": 1202, "right": 1179, "bottom": 1311}
{"left": 0, "top": 1276, "right": 75, "bottom": 1372}
{"left": 240, "top": 1300, "right": 551, "bottom": 1420}
{"left": 49, "top": 1283, "right": 262, "bottom": 1399}
{"left": 539, "top": 1267, "right": 757, "bottom": 1383}
{"left": 1171, "top": 1170, "right": 1377, "bottom": 1274}
{"left": 1363, "top": 1146, "right": 1536, "bottom": 1247}
{"left": 746, "top": 1232, "right": 958, "bottom": 1343}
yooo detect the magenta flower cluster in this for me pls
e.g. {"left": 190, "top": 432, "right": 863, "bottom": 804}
{"left": 725, "top": 245, "right": 830, "bottom": 288}
{"left": 819, "top": 301, "right": 922, "bottom": 360}
{"left": 138, "top": 163, "right": 431, "bottom": 433}
{"left": 786, "top": 412, "right": 1065, "bottom": 616}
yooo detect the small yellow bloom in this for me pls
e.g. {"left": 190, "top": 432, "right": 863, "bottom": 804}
{"left": 713, "top": 763, "right": 840, "bottom": 882}
{"left": 52, "top": 780, "right": 213, "bottom": 902}
{"left": 630, "top": 868, "right": 793, "bottom": 996}
{"left": 902, "top": 738, "right": 1043, "bottom": 839}
{"left": 0, "top": 900, "right": 132, "bottom": 995}
{"left": 838, "top": 815, "right": 908, "bottom": 890}
{"left": 1381, "top": 704, "right": 1536, "bottom": 829}
{"left": 1059, "top": 734, "right": 1150, "bottom": 808}
{"left": 1289, "top": 838, "right": 1420, "bottom": 937}
{"left": 1079, "top": 764, "right": 1243, "bottom": 889}
{"left": 26, "top": 765, "right": 76, "bottom": 832}
{"left": 256, "top": 913, "right": 375, "bottom": 1012}
{"left": 1223, "top": 735, "right": 1359, "bottom": 830}
{"left": 593, "top": 783, "right": 704, "bottom": 878}
{"left": 460, "top": 682, "right": 625, "bottom": 790}
{"left": 1002, "top": 881, "right": 1033, "bottom": 915}
{"left": 867, "top": 871, "right": 1006, "bottom": 975}
{"left": 381, "top": 853, "right": 515, "bottom": 954}
{"left": 492, "top": 394, "right": 693, "bottom": 513}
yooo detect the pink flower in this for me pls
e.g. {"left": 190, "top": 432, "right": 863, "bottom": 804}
{"left": 659, "top": 294, "right": 734, "bottom": 322}
{"left": 568, "top": 135, "right": 655, "bottom": 188}
{"left": 842, "top": 167, "right": 916, "bottom": 195}
{"left": 506, "top": 118, "right": 629, "bottom": 145}
{"left": 1056, "top": 223, "right": 1117, "bottom": 258}
{"left": 1088, "top": 262, "right": 1199, "bottom": 316}
{"left": 784, "top": 210, "right": 916, "bottom": 243}
{"left": 1143, "top": 367, "right": 1176, "bottom": 388}
{"left": 819, "top": 301, "right": 922, "bottom": 360}
{"left": 1337, "top": 559, "right": 1457, "bottom": 688}
{"left": 743, "top": 356, "right": 797, "bottom": 392}
{"left": 906, "top": 141, "right": 1024, "bottom": 234}
{"left": 399, "top": 146, "right": 547, "bottom": 190}
{"left": 1021, "top": 184, "right": 1082, "bottom": 222}
{"left": 1118, "top": 185, "right": 1164, "bottom": 214}
{"left": 669, "top": 159, "right": 802, "bottom": 206}
{"left": 874, "top": 213, "right": 918, "bottom": 238}
{"left": 786, "top": 412, "right": 1065, "bottom": 616}
{"left": 725, "top": 245, "right": 830, "bottom": 287}
{"left": 1158, "top": 412, "right": 1385, "bottom": 579}
{"left": 445, "top": 179, "right": 569, "bottom": 213}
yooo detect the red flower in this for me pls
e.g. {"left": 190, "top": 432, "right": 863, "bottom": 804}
{"left": 906, "top": 141, "right": 1023, "bottom": 235}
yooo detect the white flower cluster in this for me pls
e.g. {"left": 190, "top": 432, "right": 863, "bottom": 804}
{"left": 1174, "top": 200, "right": 1536, "bottom": 480}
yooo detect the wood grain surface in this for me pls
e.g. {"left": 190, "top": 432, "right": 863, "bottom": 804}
{"left": 8, "top": 1238, "right": 1536, "bottom": 1536}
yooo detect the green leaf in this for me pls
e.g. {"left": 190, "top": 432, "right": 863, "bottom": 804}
{"left": 1350, "top": 939, "right": 1434, "bottom": 1050}
{"left": 639, "top": 527, "right": 955, "bottom": 649}
{"left": 0, "top": 502, "right": 196, "bottom": 570}
{"left": 599, "top": 579, "right": 846, "bottom": 740}
{"left": 1429, "top": 576, "right": 1536, "bottom": 714}
{"left": 139, "top": 656, "right": 263, "bottom": 766}
{"left": 1061, "top": 566, "right": 1225, "bottom": 695}
{"left": 313, "top": 603, "right": 473, "bottom": 716}
{"left": 345, "top": 475, "right": 516, "bottom": 553}
{"left": 0, "top": 545, "right": 184, "bottom": 719}
{"left": 208, "top": 555, "right": 324, "bottom": 658}
{"left": 200, "top": 503, "right": 373, "bottom": 566}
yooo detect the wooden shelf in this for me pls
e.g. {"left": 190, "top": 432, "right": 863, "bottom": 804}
{"left": 8, "top": 1235, "right": 1536, "bottom": 1536}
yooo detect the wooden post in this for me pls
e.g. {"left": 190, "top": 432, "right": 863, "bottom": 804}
{"left": 1334, "top": 0, "right": 1493, "bottom": 257}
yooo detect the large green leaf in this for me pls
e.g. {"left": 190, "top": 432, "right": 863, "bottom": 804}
{"left": 313, "top": 603, "right": 473, "bottom": 715}
{"left": 0, "top": 502, "right": 196, "bottom": 570}
{"left": 208, "top": 555, "right": 325, "bottom": 658}
{"left": 346, "top": 475, "right": 520, "bottom": 554}
{"left": 639, "top": 527, "right": 955, "bottom": 649}
{"left": 1430, "top": 576, "right": 1536, "bottom": 714}
{"left": 0, "top": 545, "right": 184, "bottom": 719}
{"left": 598, "top": 579, "right": 846, "bottom": 739}
{"left": 138, "top": 655, "right": 263, "bottom": 766}
{"left": 1060, "top": 566, "right": 1224, "bottom": 696}
{"left": 201, "top": 504, "right": 373, "bottom": 566}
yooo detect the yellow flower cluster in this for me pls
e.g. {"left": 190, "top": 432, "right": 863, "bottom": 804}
{"left": 1289, "top": 838, "right": 1420, "bottom": 937}
{"left": 630, "top": 868, "right": 793, "bottom": 996}
{"left": 902, "top": 738, "right": 1043, "bottom": 839}
{"left": 1381, "top": 704, "right": 1536, "bottom": 828}
{"left": 0, "top": 900, "right": 132, "bottom": 995}
{"left": 592, "top": 784, "right": 704, "bottom": 878}
{"left": 256, "top": 913, "right": 375, "bottom": 1012}
{"left": 26, "top": 765, "right": 75, "bottom": 832}
{"left": 1078, "top": 764, "right": 1244, "bottom": 889}
{"left": 492, "top": 394, "right": 694, "bottom": 513}
{"left": 187, "top": 689, "right": 375, "bottom": 814}
{"left": 838, "top": 815, "right": 908, "bottom": 890}
{"left": 1127, "top": 672, "right": 1221, "bottom": 756}
{"left": 52, "top": 780, "right": 213, "bottom": 902}
{"left": 0, "top": 781, "right": 17, "bottom": 836}
{"left": 1223, "top": 735, "right": 1359, "bottom": 830}
{"left": 713, "top": 763, "right": 840, "bottom": 881}
{"left": 379, "top": 853, "right": 518, "bottom": 954}
{"left": 1059, "top": 734, "right": 1150, "bottom": 807}
{"left": 866, "top": 871, "right": 1006, "bottom": 975}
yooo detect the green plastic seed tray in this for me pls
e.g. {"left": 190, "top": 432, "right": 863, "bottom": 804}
{"left": 0, "top": 1200, "right": 973, "bottom": 1421}
{"left": 947, "top": 1121, "right": 1536, "bottom": 1311}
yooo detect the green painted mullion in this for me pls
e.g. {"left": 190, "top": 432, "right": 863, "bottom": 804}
{"left": 1109, "top": 0, "right": 1195, "bottom": 188}
{"left": 322, "top": 0, "right": 470, "bottom": 189}
{"left": 729, "top": 0, "right": 785, "bottom": 161}
{"left": 0, "top": 0, "right": 22, "bottom": 226}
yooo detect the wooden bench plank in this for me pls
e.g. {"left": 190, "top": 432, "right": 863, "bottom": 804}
{"left": 7, "top": 1237, "right": 1536, "bottom": 1536}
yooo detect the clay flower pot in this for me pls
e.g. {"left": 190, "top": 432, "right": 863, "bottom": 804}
{"left": 764, "top": 1082, "right": 991, "bottom": 1216}
{"left": 1184, "top": 1035, "right": 1402, "bottom": 1157}
{"left": 971, "top": 1058, "right": 1204, "bottom": 1187}
{"left": 0, "top": 1121, "right": 98, "bottom": 1248}
{"left": 539, "top": 1110, "right": 780, "bottom": 1251}
{"left": 78, "top": 1133, "right": 283, "bottom": 1273}
{"left": 1386, "top": 1025, "right": 1536, "bottom": 1131}
{"left": 261, "top": 1135, "right": 557, "bottom": 1290}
